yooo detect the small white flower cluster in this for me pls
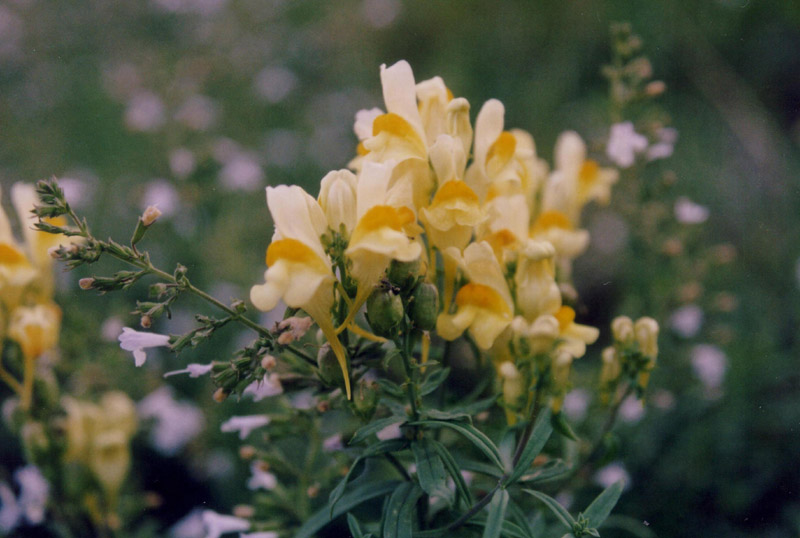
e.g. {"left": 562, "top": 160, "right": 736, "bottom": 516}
{"left": 0, "top": 466, "right": 49, "bottom": 533}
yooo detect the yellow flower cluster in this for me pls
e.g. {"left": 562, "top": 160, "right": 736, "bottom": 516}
{"left": 62, "top": 392, "right": 137, "bottom": 507}
{"left": 251, "top": 61, "right": 621, "bottom": 406}
{"left": 0, "top": 184, "right": 75, "bottom": 410}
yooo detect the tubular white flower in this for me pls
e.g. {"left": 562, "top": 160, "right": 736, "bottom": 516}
{"left": 242, "top": 374, "right": 283, "bottom": 402}
{"left": 606, "top": 122, "right": 648, "bottom": 168}
{"left": 247, "top": 462, "right": 277, "bottom": 491}
{"left": 220, "top": 415, "right": 270, "bottom": 440}
{"left": 163, "top": 363, "right": 214, "bottom": 378}
{"left": 118, "top": 327, "right": 170, "bottom": 367}
{"left": 14, "top": 465, "right": 49, "bottom": 525}
{"left": 201, "top": 510, "right": 250, "bottom": 538}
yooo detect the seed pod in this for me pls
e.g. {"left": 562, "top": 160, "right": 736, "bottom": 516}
{"left": 366, "top": 288, "right": 404, "bottom": 338}
{"left": 409, "top": 282, "right": 439, "bottom": 331}
{"left": 387, "top": 258, "right": 421, "bottom": 290}
{"left": 317, "top": 344, "right": 345, "bottom": 388}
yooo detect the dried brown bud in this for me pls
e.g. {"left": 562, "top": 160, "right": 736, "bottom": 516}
{"left": 79, "top": 277, "right": 95, "bottom": 290}
{"left": 306, "top": 484, "right": 320, "bottom": 498}
{"left": 256, "top": 460, "right": 270, "bottom": 472}
{"left": 140, "top": 315, "right": 152, "bottom": 329}
{"left": 141, "top": 205, "right": 162, "bottom": 227}
{"left": 212, "top": 388, "right": 228, "bottom": 403}
{"left": 316, "top": 400, "right": 331, "bottom": 413}
{"left": 645, "top": 80, "right": 667, "bottom": 96}
{"left": 260, "top": 354, "right": 277, "bottom": 370}
{"left": 239, "top": 445, "right": 257, "bottom": 460}
{"left": 233, "top": 505, "right": 255, "bottom": 518}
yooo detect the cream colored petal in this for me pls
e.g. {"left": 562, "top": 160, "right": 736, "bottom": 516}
{"left": 250, "top": 267, "right": 287, "bottom": 312}
{"left": 446, "top": 97, "right": 473, "bottom": 158}
{"left": 354, "top": 107, "right": 384, "bottom": 140}
{"left": 11, "top": 183, "right": 38, "bottom": 251}
{"left": 347, "top": 228, "right": 422, "bottom": 262}
{"left": 356, "top": 161, "right": 393, "bottom": 219}
{"left": 436, "top": 306, "right": 477, "bottom": 341}
{"left": 266, "top": 185, "right": 328, "bottom": 261}
{"left": 473, "top": 99, "right": 505, "bottom": 173}
{"left": 469, "top": 310, "right": 512, "bottom": 350}
{"left": 380, "top": 61, "right": 426, "bottom": 142}
{"left": 416, "top": 76, "right": 448, "bottom": 144}
{"left": 389, "top": 159, "right": 432, "bottom": 213}
{"left": 319, "top": 169, "right": 358, "bottom": 234}
{"left": 483, "top": 194, "right": 529, "bottom": 241}
{"left": 0, "top": 187, "right": 13, "bottom": 244}
{"left": 554, "top": 131, "right": 586, "bottom": 175}
{"left": 461, "top": 241, "right": 513, "bottom": 309}
{"left": 429, "top": 134, "right": 467, "bottom": 183}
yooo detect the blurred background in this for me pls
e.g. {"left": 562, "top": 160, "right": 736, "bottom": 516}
{"left": 1, "top": 0, "right": 799, "bottom": 536}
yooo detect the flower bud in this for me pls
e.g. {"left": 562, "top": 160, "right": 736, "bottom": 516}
{"left": 260, "top": 354, "right": 277, "bottom": 371}
{"left": 79, "top": 277, "right": 95, "bottom": 290}
{"left": 366, "top": 288, "right": 404, "bottom": 338}
{"left": 634, "top": 317, "right": 659, "bottom": 360}
{"left": 239, "top": 445, "right": 257, "bottom": 460}
{"left": 353, "top": 380, "right": 379, "bottom": 420}
{"left": 611, "top": 316, "right": 634, "bottom": 344}
{"left": 600, "top": 347, "right": 621, "bottom": 385}
{"left": 317, "top": 344, "right": 345, "bottom": 388}
{"left": 387, "top": 258, "right": 421, "bottom": 290}
{"left": 140, "top": 315, "right": 152, "bottom": 329}
{"left": 499, "top": 361, "right": 524, "bottom": 409}
{"left": 408, "top": 282, "right": 439, "bottom": 331}
{"left": 141, "top": 205, "right": 162, "bottom": 227}
{"left": 318, "top": 169, "right": 357, "bottom": 235}
{"left": 213, "top": 388, "right": 228, "bottom": 402}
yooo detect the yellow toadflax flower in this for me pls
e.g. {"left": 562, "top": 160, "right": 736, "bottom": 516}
{"left": 250, "top": 185, "right": 352, "bottom": 398}
{"left": 318, "top": 169, "right": 358, "bottom": 237}
{"left": 436, "top": 241, "right": 513, "bottom": 350}
{"left": 337, "top": 161, "right": 422, "bottom": 335}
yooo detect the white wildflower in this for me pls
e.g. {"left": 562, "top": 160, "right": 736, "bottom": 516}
{"left": 14, "top": 466, "right": 49, "bottom": 525}
{"left": 242, "top": 374, "right": 283, "bottom": 402}
{"left": 606, "top": 122, "right": 648, "bottom": 168}
{"left": 618, "top": 395, "right": 645, "bottom": 424}
{"left": 674, "top": 197, "right": 709, "bottom": 224}
{"left": 201, "top": 510, "right": 250, "bottom": 538}
{"left": 646, "top": 127, "right": 678, "bottom": 161}
{"left": 163, "top": 363, "right": 214, "bottom": 378}
{"left": 118, "top": 327, "right": 170, "bottom": 367}
{"left": 138, "top": 387, "right": 204, "bottom": 455}
{"left": 562, "top": 389, "right": 590, "bottom": 422}
{"left": 322, "top": 434, "right": 343, "bottom": 452}
{"left": 220, "top": 415, "right": 270, "bottom": 440}
{"left": 246, "top": 462, "right": 277, "bottom": 491}
{"left": 669, "top": 304, "right": 703, "bottom": 339}
{"left": 170, "top": 508, "right": 205, "bottom": 538}
{"left": 593, "top": 462, "right": 630, "bottom": 490}
{"left": 691, "top": 344, "right": 728, "bottom": 391}
{"left": 0, "top": 482, "right": 19, "bottom": 532}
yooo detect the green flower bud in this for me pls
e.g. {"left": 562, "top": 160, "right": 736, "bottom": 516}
{"left": 366, "top": 288, "right": 404, "bottom": 338}
{"left": 352, "top": 380, "right": 379, "bottom": 420}
{"left": 317, "top": 344, "right": 345, "bottom": 388}
{"left": 387, "top": 258, "right": 421, "bottom": 290}
{"left": 409, "top": 282, "right": 439, "bottom": 331}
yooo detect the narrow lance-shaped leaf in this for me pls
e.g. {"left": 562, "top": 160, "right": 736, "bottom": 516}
{"left": 329, "top": 438, "right": 406, "bottom": 514}
{"left": 505, "top": 408, "right": 553, "bottom": 485}
{"left": 383, "top": 482, "right": 423, "bottom": 538}
{"left": 524, "top": 489, "right": 576, "bottom": 530}
{"left": 412, "top": 438, "right": 453, "bottom": 506}
{"left": 583, "top": 480, "right": 625, "bottom": 528}
{"left": 429, "top": 438, "right": 474, "bottom": 507}
{"left": 482, "top": 488, "right": 509, "bottom": 538}
{"left": 350, "top": 416, "right": 406, "bottom": 445}
{"left": 410, "top": 420, "right": 505, "bottom": 471}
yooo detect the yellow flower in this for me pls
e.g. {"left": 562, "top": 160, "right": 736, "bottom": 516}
{"left": 318, "top": 169, "right": 358, "bottom": 236}
{"left": 466, "top": 100, "right": 545, "bottom": 201}
{"left": 436, "top": 241, "right": 513, "bottom": 349}
{"left": 553, "top": 305, "right": 599, "bottom": 359}
{"left": 478, "top": 193, "right": 530, "bottom": 263}
{"left": 514, "top": 240, "right": 562, "bottom": 321}
{"left": 529, "top": 210, "right": 590, "bottom": 273}
{"left": 543, "top": 131, "right": 619, "bottom": 224}
{"left": 7, "top": 303, "right": 61, "bottom": 361}
{"left": 250, "top": 185, "right": 352, "bottom": 398}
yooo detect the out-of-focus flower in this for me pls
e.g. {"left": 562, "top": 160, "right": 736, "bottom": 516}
{"left": 220, "top": 415, "right": 270, "bottom": 440}
{"left": 674, "top": 196, "right": 709, "bottom": 224}
{"left": 219, "top": 153, "right": 264, "bottom": 192}
{"left": 118, "top": 327, "right": 171, "bottom": 367}
{"left": 691, "top": 344, "right": 728, "bottom": 392}
{"left": 0, "top": 482, "right": 19, "bottom": 532}
{"left": 124, "top": 91, "right": 165, "bottom": 132}
{"left": 322, "top": 434, "right": 343, "bottom": 452}
{"left": 201, "top": 510, "right": 250, "bottom": 538}
{"left": 170, "top": 148, "right": 196, "bottom": 179}
{"left": 618, "top": 395, "right": 645, "bottom": 424}
{"left": 246, "top": 462, "right": 277, "bottom": 491}
{"left": 242, "top": 374, "right": 283, "bottom": 402}
{"left": 174, "top": 95, "right": 217, "bottom": 131}
{"left": 138, "top": 387, "right": 204, "bottom": 455}
{"left": 142, "top": 180, "right": 180, "bottom": 217}
{"left": 254, "top": 67, "right": 297, "bottom": 104}
{"left": 362, "top": 0, "right": 401, "bottom": 28}
{"left": 593, "top": 462, "right": 630, "bottom": 490}
{"left": 170, "top": 508, "right": 205, "bottom": 538}
{"left": 14, "top": 466, "right": 49, "bottom": 525}
{"left": 376, "top": 421, "right": 403, "bottom": 441}
{"left": 7, "top": 303, "right": 61, "bottom": 360}
{"left": 646, "top": 127, "right": 678, "bottom": 161}
{"left": 669, "top": 304, "right": 703, "bottom": 339}
{"left": 562, "top": 389, "right": 590, "bottom": 422}
{"left": 163, "top": 363, "right": 214, "bottom": 378}
{"left": 606, "top": 122, "right": 648, "bottom": 168}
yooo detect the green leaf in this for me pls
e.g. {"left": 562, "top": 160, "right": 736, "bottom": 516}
{"left": 457, "top": 458, "right": 504, "bottom": 479}
{"left": 551, "top": 411, "right": 580, "bottom": 441}
{"left": 599, "top": 515, "right": 657, "bottom": 538}
{"left": 410, "top": 420, "right": 505, "bottom": 472}
{"left": 516, "top": 458, "right": 571, "bottom": 484}
{"left": 583, "top": 480, "right": 624, "bottom": 528}
{"left": 350, "top": 417, "right": 407, "bottom": 445}
{"left": 482, "top": 488, "right": 509, "bottom": 538}
{"left": 505, "top": 408, "right": 554, "bottom": 485}
{"left": 429, "top": 439, "right": 474, "bottom": 506}
{"left": 348, "top": 513, "right": 366, "bottom": 538}
{"left": 463, "top": 518, "right": 529, "bottom": 538}
{"left": 419, "top": 367, "right": 450, "bottom": 396}
{"left": 458, "top": 395, "right": 498, "bottom": 415}
{"left": 423, "top": 408, "right": 471, "bottom": 421}
{"left": 524, "top": 489, "right": 576, "bottom": 529}
{"left": 412, "top": 438, "right": 453, "bottom": 506}
{"left": 330, "top": 439, "right": 407, "bottom": 514}
{"left": 507, "top": 497, "right": 536, "bottom": 538}
{"left": 382, "top": 482, "right": 423, "bottom": 538}
{"left": 296, "top": 480, "right": 400, "bottom": 538}
{"left": 376, "top": 378, "right": 405, "bottom": 397}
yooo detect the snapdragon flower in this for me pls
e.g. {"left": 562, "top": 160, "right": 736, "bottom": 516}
{"left": 118, "top": 327, "right": 171, "bottom": 366}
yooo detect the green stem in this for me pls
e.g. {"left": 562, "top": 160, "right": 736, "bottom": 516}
{"left": 399, "top": 323, "right": 419, "bottom": 421}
